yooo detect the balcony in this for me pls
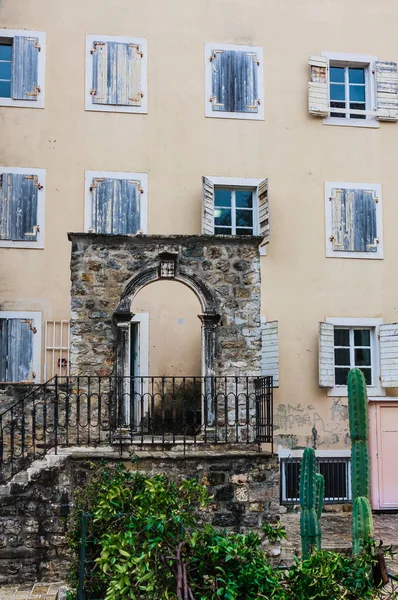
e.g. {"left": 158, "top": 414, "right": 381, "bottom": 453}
{"left": 0, "top": 375, "right": 273, "bottom": 483}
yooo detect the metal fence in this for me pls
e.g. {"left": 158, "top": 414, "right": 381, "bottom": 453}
{"left": 0, "top": 375, "right": 273, "bottom": 483}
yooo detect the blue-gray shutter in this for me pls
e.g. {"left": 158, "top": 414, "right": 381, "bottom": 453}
{"left": 331, "top": 188, "right": 378, "bottom": 253}
{"left": 12, "top": 36, "right": 40, "bottom": 101}
{"left": 0, "top": 173, "right": 39, "bottom": 241}
{"left": 0, "top": 318, "right": 34, "bottom": 382}
{"left": 91, "top": 177, "right": 141, "bottom": 234}
{"left": 92, "top": 41, "right": 142, "bottom": 106}
{"left": 116, "top": 43, "right": 143, "bottom": 106}
{"left": 211, "top": 50, "right": 259, "bottom": 113}
{"left": 92, "top": 41, "right": 118, "bottom": 105}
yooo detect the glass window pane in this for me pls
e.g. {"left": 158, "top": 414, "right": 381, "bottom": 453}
{"left": 236, "top": 190, "right": 253, "bottom": 208}
{"left": 330, "top": 84, "right": 346, "bottom": 101}
{"left": 360, "top": 368, "right": 372, "bottom": 386}
{"left": 0, "top": 61, "right": 11, "bottom": 80}
{"left": 330, "top": 101, "right": 346, "bottom": 118}
{"left": 214, "top": 208, "right": 231, "bottom": 227}
{"left": 334, "top": 329, "right": 349, "bottom": 346}
{"left": 349, "top": 86, "right": 365, "bottom": 102}
{"left": 349, "top": 68, "right": 365, "bottom": 84}
{"left": 215, "top": 189, "right": 232, "bottom": 208}
{"left": 236, "top": 228, "right": 252, "bottom": 236}
{"left": 349, "top": 103, "right": 366, "bottom": 119}
{"left": 355, "top": 348, "right": 371, "bottom": 367}
{"left": 335, "top": 348, "right": 350, "bottom": 366}
{"left": 0, "top": 81, "right": 11, "bottom": 97}
{"left": 236, "top": 209, "right": 253, "bottom": 227}
{"left": 0, "top": 45, "right": 12, "bottom": 61}
{"left": 214, "top": 227, "right": 231, "bottom": 235}
{"left": 330, "top": 67, "right": 345, "bottom": 83}
{"left": 354, "top": 330, "right": 370, "bottom": 346}
{"left": 335, "top": 368, "right": 350, "bottom": 385}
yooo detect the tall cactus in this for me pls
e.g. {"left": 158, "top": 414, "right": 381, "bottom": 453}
{"left": 299, "top": 447, "right": 324, "bottom": 557}
{"left": 347, "top": 368, "right": 374, "bottom": 555}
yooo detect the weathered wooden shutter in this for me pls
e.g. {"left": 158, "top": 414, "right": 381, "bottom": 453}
{"left": 116, "top": 43, "right": 143, "bottom": 106}
{"left": 319, "top": 322, "right": 334, "bottom": 388}
{"left": 375, "top": 62, "right": 398, "bottom": 122}
{"left": 12, "top": 36, "right": 40, "bottom": 101}
{"left": 330, "top": 188, "right": 378, "bottom": 253}
{"left": 379, "top": 323, "right": 398, "bottom": 387}
{"left": 0, "top": 173, "right": 40, "bottom": 241}
{"left": 257, "top": 178, "right": 270, "bottom": 243}
{"left": 92, "top": 41, "right": 117, "bottom": 105}
{"left": 308, "top": 55, "right": 329, "bottom": 117}
{"left": 91, "top": 177, "right": 141, "bottom": 234}
{"left": 261, "top": 318, "right": 279, "bottom": 387}
{"left": 211, "top": 50, "right": 259, "bottom": 113}
{"left": 0, "top": 318, "right": 34, "bottom": 382}
{"left": 202, "top": 177, "right": 214, "bottom": 235}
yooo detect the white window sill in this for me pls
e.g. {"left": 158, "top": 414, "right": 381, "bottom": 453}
{"left": 205, "top": 110, "right": 264, "bottom": 121}
{"left": 326, "top": 249, "right": 383, "bottom": 259}
{"left": 0, "top": 97, "right": 44, "bottom": 109}
{"left": 85, "top": 103, "right": 147, "bottom": 114}
{"left": 0, "top": 241, "right": 44, "bottom": 249}
{"left": 323, "top": 116, "right": 379, "bottom": 129}
{"left": 327, "top": 385, "right": 386, "bottom": 397}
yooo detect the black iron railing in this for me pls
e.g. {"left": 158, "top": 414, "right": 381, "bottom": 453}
{"left": 0, "top": 375, "right": 273, "bottom": 483}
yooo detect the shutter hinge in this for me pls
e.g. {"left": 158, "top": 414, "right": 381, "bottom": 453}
{"left": 21, "top": 319, "right": 37, "bottom": 334}
{"left": 31, "top": 372, "right": 36, "bottom": 379}
{"left": 25, "top": 175, "right": 43, "bottom": 190}
{"left": 246, "top": 52, "right": 260, "bottom": 65}
{"left": 90, "top": 178, "right": 105, "bottom": 191}
{"left": 209, "top": 50, "right": 223, "bottom": 62}
{"left": 90, "top": 42, "right": 105, "bottom": 54}
{"left": 25, "top": 86, "right": 41, "bottom": 97}
{"left": 129, "top": 92, "right": 144, "bottom": 102}
{"left": 247, "top": 99, "right": 261, "bottom": 109}
{"left": 90, "top": 88, "right": 97, "bottom": 96}
{"left": 209, "top": 96, "right": 224, "bottom": 107}
{"left": 27, "top": 38, "right": 41, "bottom": 51}
{"left": 128, "top": 44, "right": 143, "bottom": 58}
{"left": 25, "top": 225, "right": 40, "bottom": 237}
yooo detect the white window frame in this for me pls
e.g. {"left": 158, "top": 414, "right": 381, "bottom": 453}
{"left": 0, "top": 29, "right": 46, "bottom": 109}
{"left": 0, "top": 311, "right": 42, "bottom": 383}
{"left": 84, "top": 170, "right": 148, "bottom": 234}
{"left": 322, "top": 52, "right": 378, "bottom": 128}
{"left": 0, "top": 166, "right": 46, "bottom": 249}
{"left": 326, "top": 317, "right": 385, "bottom": 397}
{"left": 204, "top": 42, "right": 264, "bottom": 121}
{"left": 325, "top": 181, "right": 383, "bottom": 260}
{"left": 85, "top": 34, "right": 148, "bottom": 114}
{"left": 205, "top": 176, "right": 266, "bottom": 255}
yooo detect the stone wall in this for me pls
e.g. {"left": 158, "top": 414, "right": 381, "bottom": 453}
{"left": 0, "top": 450, "right": 279, "bottom": 584}
{"left": 0, "top": 384, "right": 33, "bottom": 412}
{"left": 68, "top": 234, "right": 262, "bottom": 377}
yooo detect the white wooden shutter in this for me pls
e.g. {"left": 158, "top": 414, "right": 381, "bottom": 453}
{"left": 261, "top": 318, "right": 279, "bottom": 387}
{"left": 375, "top": 62, "right": 398, "bottom": 122}
{"left": 257, "top": 178, "right": 269, "bottom": 243}
{"left": 116, "top": 43, "right": 143, "bottom": 107}
{"left": 202, "top": 177, "right": 214, "bottom": 235}
{"left": 379, "top": 323, "right": 398, "bottom": 387}
{"left": 319, "top": 322, "right": 334, "bottom": 387}
{"left": 308, "top": 55, "right": 329, "bottom": 117}
{"left": 12, "top": 36, "right": 40, "bottom": 101}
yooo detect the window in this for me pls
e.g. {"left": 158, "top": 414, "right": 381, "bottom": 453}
{"left": 280, "top": 455, "right": 351, "bottom": 504}
{"left": 0, "top": 167, "right": 45, "bottom": 248}
{"left": 0, "top": 30, "right": 45, "bottom": 108}
{"left": 86, "top": 35, "right": 147, "bottom": 114}
{"left": 325, "top": 182, "right": 383, "bottom": 259}
{"left": 0, "top": 311, "right": 42, "bottom": 383}
{"left": 202, "top": 177, "right": 269, "bottom": 251}
{"left": 84, "top": 171, "right": 148, "bottom": 234}
{"left": 308, "top": 53, "right": 398, "bottom": 126}
{"left": 334, "top": 328, "right": 372, "bottom": 385}
{"left": 205, "top": 43, "right": 264, "bottom": 120}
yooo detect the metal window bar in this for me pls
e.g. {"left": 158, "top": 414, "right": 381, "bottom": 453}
{"left": 280, "top": 456, "right": 352, "bottom": 505}
{"left": 44, "top": 320, "right": 70, "bottom": 380}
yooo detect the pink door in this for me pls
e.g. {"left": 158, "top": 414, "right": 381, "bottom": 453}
{"left": 369, "top": 402, "right": 398, "bottom": 510}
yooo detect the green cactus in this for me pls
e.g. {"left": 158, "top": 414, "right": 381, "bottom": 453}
{"left": 299, "top": 447, "right": 324, "bottom": 557}
{"left": 352, "top": 496, "right": 374, "bottom": 556}
{"left": 347, "top": 368, "right": 374, "bottom": 555}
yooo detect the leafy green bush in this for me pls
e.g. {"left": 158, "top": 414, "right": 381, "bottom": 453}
{"left": 67, "top": 463, "right": 389, "bottom": 600}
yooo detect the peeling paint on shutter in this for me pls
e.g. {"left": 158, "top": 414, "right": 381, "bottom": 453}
{"left": 117, "top": 43, "right": 143, "bottom": 106}
{"left": 308, "top": 55, "right": 329, "bottom": 117}
{"left": 92, "top": 41, "right": 142, "bottom": 106}
{"left": 0, "top": 173, "right": 39, "bottom": 241}
{"left": 380, "top": 323, "right": 398, "bottom": 387}
{"left": 319, "top": 322, "right": 334, "bottom": 388}
{"left": 12, "top": 36, "right": 40, "bottom": 101}
{"left": 375, "top": 61, "right": 398, "bottom": 122}
{"left": 202, "top": 177, "right": 214, "bottom": 235}
{"left": 91, "top": 177, "right": 140, "bottom": 234}
{"left": 331, "top": 188, "right": 378, "bottom": 253}
{"left": 0, "top": 318, "right": 34, "bottom": 382}
{"left": 261, "top": 318, "right": 279, "bottom": 387}
{"left": 92, "top": 41, "right": 117, "bottom": 105}
{"left": 258, "top": 178, "right": 269, "bottom": 243}
{"left": 211, "top": 50, "right": 259, "bottom": 113}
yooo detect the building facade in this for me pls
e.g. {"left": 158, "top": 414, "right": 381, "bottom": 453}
{"left": 1, "top": 0, "right": 398, "bottom": 511}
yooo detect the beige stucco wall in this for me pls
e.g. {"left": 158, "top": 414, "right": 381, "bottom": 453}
{"left": 2, "top": 0, "right": 398, "bottom": 450}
